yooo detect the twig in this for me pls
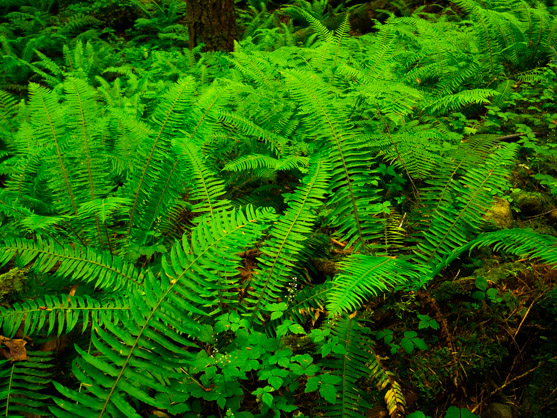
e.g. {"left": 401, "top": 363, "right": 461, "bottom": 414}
{"left": 471, "top": 356, "right": 557, "bottom": 413}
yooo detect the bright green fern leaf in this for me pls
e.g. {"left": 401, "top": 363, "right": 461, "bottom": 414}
{"left": 328, "top": 255, "right": 423, "bottom": 315}
{"left": 50, "top": 207, "right": 274, "bottom": 417}
{"left": 246, "top": 158, "right": 330, "bottom": 322}
{"left": 0, "top": 294, "right": 130, "bottom": 339}
{"left": 0, "top": 351, "right": 54, "bottom": 417}
{"left": 0, "top": 238, "right": 144, "bottom": 291}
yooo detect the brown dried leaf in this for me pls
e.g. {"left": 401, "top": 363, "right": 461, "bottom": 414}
{"left": 0, "top": 335, "right": 28, "bottom": 361}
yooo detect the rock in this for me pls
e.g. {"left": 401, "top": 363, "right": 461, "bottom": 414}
{"left": 482, "top": 402, "right": 515, "bottom": 418}
{"left": 513, "top": 191, "right": 547, "bottom": 216}
{"left": 483, "top": 197, "right": 513, "bottom": 230}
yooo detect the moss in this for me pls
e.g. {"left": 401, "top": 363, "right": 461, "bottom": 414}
{"left": 0, "top": 268, "right": 27, "bottom": 305}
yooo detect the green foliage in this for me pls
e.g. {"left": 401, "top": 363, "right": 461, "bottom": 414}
{"left": 0, "top": 351, "right": 54, "bottom": 417}
{"left": 0, "top": 0, "right": 555, "bottom": 416}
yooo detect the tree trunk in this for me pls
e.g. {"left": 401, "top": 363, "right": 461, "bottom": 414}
{"left": 185, "top": 0, "right": 237, "bottom": 52}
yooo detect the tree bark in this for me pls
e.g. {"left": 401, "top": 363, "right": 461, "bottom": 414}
{"left": 185, "top": 0, "right": 237, "bottom": 52}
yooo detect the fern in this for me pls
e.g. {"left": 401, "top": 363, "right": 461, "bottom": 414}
{"left": 0, "top": 351, "right": 54, "bottom": 417}
{"left": 414, "top": 143, "right": 517, "bottom": 270}
{"left": 327, "top": 254, "right": 423, "bottom": 315}
{"left": 0, "top": 238, "right": 144, "bottom": 291}
{"left": 174, "top": 141, "right": 231, "bottom": 220}
{"left": 0, "top": 295, "right": 129, "bottom": 339}
{"left": 223, "top": 154, "right": 309, "bottom": 173}
{"left": 451, "top": 228, "right": 557, "bottom": 269}
{"left": 282, "top": 281, "right": 331, "bottom": 325}
{"left": 0, "top": 89, "right": 18, "bottom": 140}
{"left": 317, "top": 316, "right": 375, "bottom": 417}
{"left": 0, "top": 3, "right": 555, "bottom": 416}
{"left": 246, "top": 158, "right": 330, "bottom": 322}
{"left": 285, "top": 70, "right": 384, "bottom": 251}
{"left": 50, "top": 207, "right": 273, "bottom": 417}
{"left": 125, "top": 77, "right": 196, "bottom": 241}
{"left": 369, "top": 353, "right": 406, "bottom": 417}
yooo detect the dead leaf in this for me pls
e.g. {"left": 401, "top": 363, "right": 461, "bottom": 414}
{"left": 0, "top": 335, "right": 28, "bottom": 361}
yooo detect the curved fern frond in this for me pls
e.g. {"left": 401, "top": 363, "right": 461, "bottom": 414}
{"left": 0, "top": 351, "right": 54, "bottom": 417}
{"left": 246, "top": 158, "right": 330, "bottom": 322}
{"left": 490, "top": 79, "right": 515, "bottom": 108}
{"left": 223, "top": 154, "right": 281, "bottom": 172}
{"left": 223, "top": 154, "right": 309, "bottom": 173}
{"left": 125, "top": 77, "right": 196, "bottom": 238}
{"left": 285, "top": 70, "right": 383, "bottom": 251}
{"left": 217, "top": 111, "right": 287, "bottom": 155}
{"left": 328, "top": 255, "right": 423, "bottom": 315}
{"left": 173, "top": 141, "right": 231, "bottom": 221}
{"left": 50, "top": 207, "right": 273, "bottom": 417}
{"left": 0, "top": 295, "right": 130, "bottom": 338}
{"left": 461, "top": 228, "right": 557, "bottom": 267}
{"left": 318, "top": 316, "right": 374, "bottom": 417}
{"left": 415, "top": 143, "right": 517, "bottom": 269}
{"left": 424, "top": 88, "right": 496, "bottom": 113}
{"left": 0, "top": 238, "right": 144, "bottom": 290}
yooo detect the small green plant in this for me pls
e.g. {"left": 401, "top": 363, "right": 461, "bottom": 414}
{"left": 375, "top": 328, "right": 428, "bottom": 354}
{"left": 472, "top": 276, "right": 500, "bottom": 304}
{"left": 417, "top": 314, "right": 440, "bottom": 330}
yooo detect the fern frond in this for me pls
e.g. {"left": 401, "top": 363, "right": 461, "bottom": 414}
{"left": 328, "top": 255, "right": 423, "bottom": 315}
{"left": 464, "top": 228, "right": 557, "bottom": 266}
{"left": 223, "top": 154, "right": 278, "bottom": 173}
{"left": 381, "top": 210, "right": 407, "bottom": 255}
{"left": 59, "top": 14, "right": 101, "bottom": 36}
{"left": 1, "top": 151, "right": 43, "bottom": 205}
{"left": 369, "top": 354, "right": 406, "bottom": 417}
{"left": 319, "top": 316, "right": 374, "bottom": 417}
{"left": 63, "top": 77, "right": 111, "bottom": 248}
{"left": 0, "top": 294, "right": 130, "bottom": 338}
{"left": 174, "top": 141, "right": 231, "bottom": 220}
{"left": 375, "top": 124, "right": 446, "bottom": 179}
{"left": 414, "top": 143, "right": 517, "bottom": 269}
{"left": 246, "top": 158, "right": 330, "bottom": 322}
{"left": 0, "top": 89, "right": 18, "bottom": 137}
{"left": 19, "top": 50, "right": 63, "bottom": 88}
{"left": 0, "top": 238, "right": 144, "bottom": 290}
{"left": 424, "top": 88, "right": 496, "bottom": 113}
{"left": 125, "top": 77, "right": 196, "bottom": 239}
{"left": 0, "top": 190, "right": 34, "bottom": 229}
{"left": 283, "top": 281, "right": 331, "bottom": 325}
{"left": 27, "top": 83, "right": 78, "bottom": 215}
{"left": 0, "top": 351, "right": 54, "bottom": 417}
{"left": 491, "top": 79, "right": 515, "bottom": 108}
{"left": 285, "top": 70, "right": 383, "bottom": 251}
{"left": 50, "top": 207, "right": 273, "bottom": 417}
{"left": 223, "top": 154, "right": 309, "bottom": 173}
{"left": 217, "top": 111, "right": 287, "bottom": 155}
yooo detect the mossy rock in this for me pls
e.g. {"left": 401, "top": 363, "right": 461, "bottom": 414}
{"left": 0, "top": 268, "right": 27, "bottom": 305}
{"left": 483, "top": 197, "right": 513, "bottom": 230}
{"left": 512, "top": 191, "right": 549, "bottom": 216}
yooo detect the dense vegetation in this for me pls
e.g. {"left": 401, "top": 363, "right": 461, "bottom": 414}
{"left": 0, "top": 0, "right": 556, "bottom": 417}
